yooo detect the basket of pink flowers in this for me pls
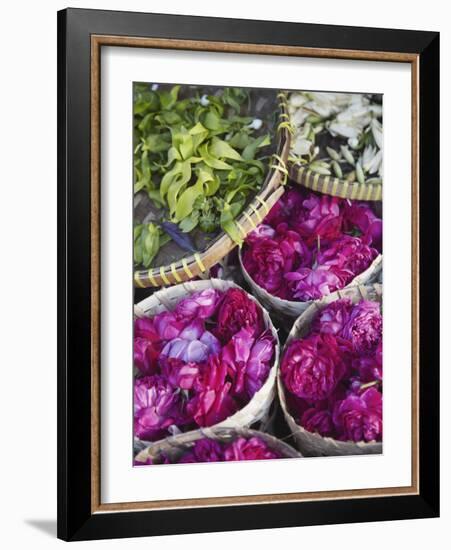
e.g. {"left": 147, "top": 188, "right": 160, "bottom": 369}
{"left": 133, "top": 279, "right": 280, "bottom": 453}
{"left": 278, "top": 283, "right": 383, "bottom": 456}
{"left": 239, "top": 185, "right": 382, "bottom": 327}
{"left": 134, "top": 427, "right": 301, "bottom": 465}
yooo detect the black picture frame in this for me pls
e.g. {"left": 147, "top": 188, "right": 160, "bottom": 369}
{"left": 57, "top": 7, "right": 439, "bottom": 541}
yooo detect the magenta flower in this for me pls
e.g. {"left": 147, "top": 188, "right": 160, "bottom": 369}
{"left": 246, "top": 224, "right": 276, "bottom": 241}
{"left": 294, "top": 194, "right": 343, "bottom": 244}
{"left": 333, "top": 387, "right": 382, "bottom": 442}
{"left": 353, "top": 341, "right": 383, "bottom": 382}
{"left": 174, "top": 289, "right": 221, "bottom": 321}
{"left": 242, "top": 237, "right": 286, "bottom": 294}
{"left": 281, "top": 334, "right": 347, "bottom": 401}
{"left": 153, "top": 311, "right": 186, "bottom": 340}
{"left": 317, "top": 235, "right": 378, "bottom": 275}
{"left": 301, "top": 407, "right": 335, "bottom": 437}
{"left": 285, "top": 265, "right": 352, "bottom": 301}
{"left": 215, "top": 288, "right": 263, "bottom": 344}
{"left": 188, "top": 355, "right": 238, "bottom": 427}
{"left": 312, "top": 299, "right": 353, "bottom": 335}
{"left": 178, "top": 439, "right": 224, "bottom": 463}
{"left": 134, "top": 317, "right": 161, "bottom": 342}
{"left": 265, "top": 188, "right": 304, "bottom": 228}
{"left": 223, "top": 436, "right": 281, "bottom": 461}
{"left": 343, "top": 202, "right": 382, "bottom": 249}
{"left": 134, "top": 375, "right": 182, "bottom": 440}
{"left": 342, "top": 300, "right": 382, "bottom": 354}
{"left": 134, "top": 337, "right": 161, "bottom": 375}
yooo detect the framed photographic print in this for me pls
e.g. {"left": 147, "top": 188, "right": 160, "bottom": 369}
{"left": 57, "top": 8, "right": 440, "bottom": 541}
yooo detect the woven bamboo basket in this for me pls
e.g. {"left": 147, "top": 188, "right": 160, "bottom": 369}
{"left": 239, "top": 249, "right": 382, "bottom": 329}
{"left": 134, "top": 90, "right": 291, "bottom": 289}
{"left": 134, "top": 278, "right": 280, "bottom": 446}
{"left": 278, "top": 283, "right": 383, "bottom": 457}
{"left": 288, "top": 161, "right": 382, "bottom": 202}
{"left": 135, "top": 427, "right": 302, "bottom": 464}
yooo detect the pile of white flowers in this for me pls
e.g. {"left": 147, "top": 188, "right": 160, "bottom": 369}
{"left": 288, "top": 92, "right": 383, "bottom": 184}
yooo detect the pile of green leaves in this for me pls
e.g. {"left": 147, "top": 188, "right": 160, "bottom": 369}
{"left": 133, "top": 84, "right": 271, "bottom": 267}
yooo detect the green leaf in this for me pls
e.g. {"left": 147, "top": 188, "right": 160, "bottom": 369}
{"left": 159, "top": 85, "right": 181, "bottom": 110}
{"left": 209, "top": 137, "right": 242, "bottom": 161}
{"left": 199, "top": 143, "right": 233, "bottom": 170}
{"left": 174, "top": 177, "right": 204, "bottom": 220}
{"left": 242, "top": 134, "right": 270, "bottom": 161}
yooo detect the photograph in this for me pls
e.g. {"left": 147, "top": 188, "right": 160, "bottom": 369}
{"left": 132, "top": 83, "right": 384, "bottom": 465}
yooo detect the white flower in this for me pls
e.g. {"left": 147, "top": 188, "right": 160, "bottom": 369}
{"left": 248, "top": 118, "right": 262, "bottom": 130}
{"left": 360, "top": 145, "right": 383, "bottom": 174}
{"left": 151, "top": 84, "right": 159, "bottom": 91}
{"left": 200, "top": 94, "right": 210, "bottom": 106}
{"left": 292, "top": 137, "right": 313, "bottom": 156}
{"left": 348, "top": 137, "right": 359, "bottom": 149}
{"left": 289, "top": 92, "right": 308, "bottom": 108}
{"left": 291, "top": 109, "right": 309, "bottom": 128}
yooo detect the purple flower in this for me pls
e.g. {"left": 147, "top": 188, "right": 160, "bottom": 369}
{"left": 134, "top": 317, "right": 160, "bottom": 342}
{"left": 178, "top": 439, "right": 224, "bottom": 463}
{"left": 285, "top": 265, "right": 352, "bottom": 301}
{"left": 134, "top": 375, "right": 182, "bottom": 441}
{"left": 223, "top": 436, "right": 281, "bottom": 461}
{"left": 281, "top": 334, "right": 347, "bottom": 401}
{"left": 246, "top": 224, "right": 276, "bottom": 241}
{"left": 221, "top": 327, "right": 254, "bottom": 396}
{"left": 342, "top": 300, "right": 382, "bottom": 354}
{"left": 245, "top": 330, "right": 274, "bottom": 397}
{"left": 317, "top": 235, "right": 378, "bottom": 276}
{"left": 333, "top": 387, "right": 382, "bottom": 442}
{"left": 215, "top": 288, "right": 263, "bottom": 344}
{"left": 160, "top": 320, "right": 221, "bottom": 363}
{"left": 242, "top": 237, "right": 286, "bottom": 294}
{"left": 312, "top": 299, "right": 353, "bottom": 335}
{"left": 265, "top": 188, "right": 304, "bottom": 228}
{"left": 174, "top": 289, "right": 221, "bottom": 321}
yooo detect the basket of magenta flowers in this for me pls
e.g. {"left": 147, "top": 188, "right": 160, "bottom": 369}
{"left": 239, "top": 184, "right": 382, "bottom": 327}
{"left": 133, "top": 279, "right": 280, "bottom": 455}
{"left": 278, "top": 284, "right": 383, "bottom": 456}
{"left": 134, "top": 427, "right": 301, "bottom": 466}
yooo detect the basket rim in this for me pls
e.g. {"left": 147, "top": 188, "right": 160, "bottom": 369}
{"left": 239, "top": 246, "right": 382, "bottom": 312}
{"left": 134, "top": 92, "right": 292, "bottom": 288}
{"left": 288, "top": 160, "right": 382, "bottom": 201}
{"left": 277, "top": 283, "right": 383, "bottom": 451}
{"left": 134, "top": 278, "right": 281, "bottom": 447}
{"left": 135, "top": 426, "right": 303, "bottom": 464}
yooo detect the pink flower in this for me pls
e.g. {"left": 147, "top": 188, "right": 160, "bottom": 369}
{"left": 160, "top": 357, "right": 200, "bottom": 390}
{"left": 174, "top": 288, "right": 221, "bottom": 321}
{"left": 312, "top": 299, "right": 353, "bottom": 335}
{"left": 317, "top": 235, "right": 378, "bottom": 276}
{"left": 221, "top": 327, "right": 254, "bottom": 396}
{"left": 134, "top": 375, "right": 182, "bottom": 440}
{"left": 333, "top": 387, "right": 382, "bottom": 442}
{"left": 134, "top": 337, "right": 160, "bottom": 375}
{"left": 188, "top": 355, "right": 238, "bottom": 427}
{"left": 246, "top": 224, "right": 276, "bottom": 241}
{"left": 223, "top": 436, "right": 281, "bottom": 461}
{"left": 285, "top": 265, "right": 352, "bottom": 301}
{"left": 153, "top": 311, "right": 186, "bottom": 340}
{"left": 281, "top": 334, "right": 347, "bottom": 401}
{"left": 294, "top": 194, "right": 343, "bottom": 244}
{"left": 342, "top": 300, "right": 382, "bottom": 354}
{"left": 215, "top": 288, "right": 263, "bottom": 344}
